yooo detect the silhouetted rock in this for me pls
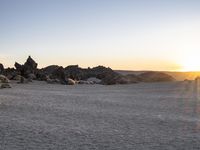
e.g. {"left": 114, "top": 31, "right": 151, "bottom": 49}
{"left": 51, "top": 67, "right": 67, "bottom": 84}
{"left": 0, "top": 55, "right": 178, "bottom": 85}
{"left": 3, "top": 68, "right": 17, "bottom": 80}
{"left": 88, "top": 66, "right": 129, "bottom": 85}
{"left": 0, "top": 63, "right": 4, "bottom": 73}
{"left": 37, "top": 64, "right": 137, "bottom": 85}
{"left": 90, "top": 66, "right": 114, "bottom": 79}
{"left": 24, "top": 56, "right": 38, "bottom": 70}
{"left": 36, "top": 65, "right": 60, "bottom": 80}
{"left": 14, "top": 62, "right": 23, "bottom": 71}
{"left": 65, "top": 65, "right": 87, "bottom": 80}
{"left": 138, "top": 72, "right": 175, "bottom": 82}
{"left": 15, "top": 56, "right": 38, "bottom": 78}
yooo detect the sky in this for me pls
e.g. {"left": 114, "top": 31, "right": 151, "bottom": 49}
{"left": 0, "top": 0, "right": 200, "bottom": 71}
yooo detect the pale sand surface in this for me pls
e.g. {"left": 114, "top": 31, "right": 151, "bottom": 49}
{"left": 0, "top": 81, "right": 200, "bottom": 150}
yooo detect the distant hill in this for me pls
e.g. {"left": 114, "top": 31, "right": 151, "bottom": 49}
{"left": 116, "top": 70, "right": 200, "bottom": 81}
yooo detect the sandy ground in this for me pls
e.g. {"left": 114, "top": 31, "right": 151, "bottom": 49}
{"left": 0, "top": 81, "right": 200, "bottom": 150}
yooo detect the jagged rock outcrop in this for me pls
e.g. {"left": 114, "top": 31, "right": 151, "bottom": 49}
{"left": 38, "top": 65, "right": 127, "bottom": 85}
{"left": 63, "top": 65, "right": 130, "bottom": 85}
{"left": 0, "top": 55, "right": 177, "bottom": 85}
{"left": 138, "top": 72, "right": 175, "bottom": 82}
{"left": 15, "top": 56, "right": 38, "bottom": 78}
{"left": 24, "top": 56, "right": 38, "bottom": 71}
{"left": 37, "top": 65, "right": 68, "bottom": 84}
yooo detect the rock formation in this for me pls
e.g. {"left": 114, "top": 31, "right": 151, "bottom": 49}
{"left": 15, "top": 56, "right": 38, "bottom": 78}
{"left": 0, "top": 63, "right": 4, "bottom": 73}
{"left": 36, "top": 65, "right": 60, "bottom": 81}
{"left": 3, "top": 68, "right": 17, "bottom": 80}
{"left": 66, "top": 78, "right": 76, "bottom": 85}
{"left": 0, "top": 75, "right": 11, "bottom": 88}
{"left": 50, "top": 67, "right": 67, "bottom": 84}
{"left": 0, "top": 56, "right": 176, "bottom": 85}
{"left": 65, "top": 65, "right": 86, "bottom": 80}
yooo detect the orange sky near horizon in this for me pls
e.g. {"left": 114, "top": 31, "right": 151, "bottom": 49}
{"left": 1, "top": 1, "right": 200, "bottom": 72}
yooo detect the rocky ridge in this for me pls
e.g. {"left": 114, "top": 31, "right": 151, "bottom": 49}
{"left": 0, "top": 56, "right": 175, "bottom": 86}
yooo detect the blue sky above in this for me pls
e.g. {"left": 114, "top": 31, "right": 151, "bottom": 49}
{"left": 0, "top": 0, "right": 200, "bottom": 70}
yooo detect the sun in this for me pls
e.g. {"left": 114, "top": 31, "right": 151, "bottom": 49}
{"left": 180, "top": 55, "right": 200, "bottom": 71}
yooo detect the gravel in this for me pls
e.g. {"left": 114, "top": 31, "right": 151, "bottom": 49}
{"left": 0, "top": 81, "right": 200, "bottom": 150}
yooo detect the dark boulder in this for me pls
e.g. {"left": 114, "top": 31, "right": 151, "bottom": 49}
{"left": 89, "top": 66, "right": 114, "bottom": 79}
{"left": 14, "top": 62, "right": 23, "bottom": 71}
{"left": 36, "top": 65, "right": 68, "bottom": 84}
{"left": 3, "top": 68, "right": 18, "bottom": 80}
{"left": 65, "top": 65, "right": 87, "bottom": 80}
{"left": 40, "top": 65, "right": 60, "bottom": 75}
{"left": 88, "top": 66, "right": 129, "bottom": 85}
{"left": 50, "top": 67, "right": 67, "bottom": 84}
{"left": 0, "top": 63, "right": 4, "bottom": 73}
{"left": 36, "top": 65, "right": 60, "bottom": 80}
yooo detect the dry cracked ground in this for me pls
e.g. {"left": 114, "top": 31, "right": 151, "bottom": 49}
{"left": 0, "top": 81, "right": 200, "bottom": 150}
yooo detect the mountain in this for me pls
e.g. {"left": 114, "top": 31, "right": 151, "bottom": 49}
{"left": 116, "top": 70, "right": 200, "bottom": 81}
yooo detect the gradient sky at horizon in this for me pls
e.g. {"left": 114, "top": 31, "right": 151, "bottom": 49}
{"left": 0, "top": 0, "right": 200, "bottom": 71}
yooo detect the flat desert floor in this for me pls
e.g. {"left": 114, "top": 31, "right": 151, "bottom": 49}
{"left": 0, "top": 81, "right": 200, "bottom": 150}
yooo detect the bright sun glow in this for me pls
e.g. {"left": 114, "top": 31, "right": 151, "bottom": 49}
{"left": 180, "top": 55, "right": 200, "bottom": 71}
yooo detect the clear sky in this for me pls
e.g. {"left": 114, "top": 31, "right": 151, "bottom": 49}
{"left": 0, "top": 0, "right": 200, "bottom": 71}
